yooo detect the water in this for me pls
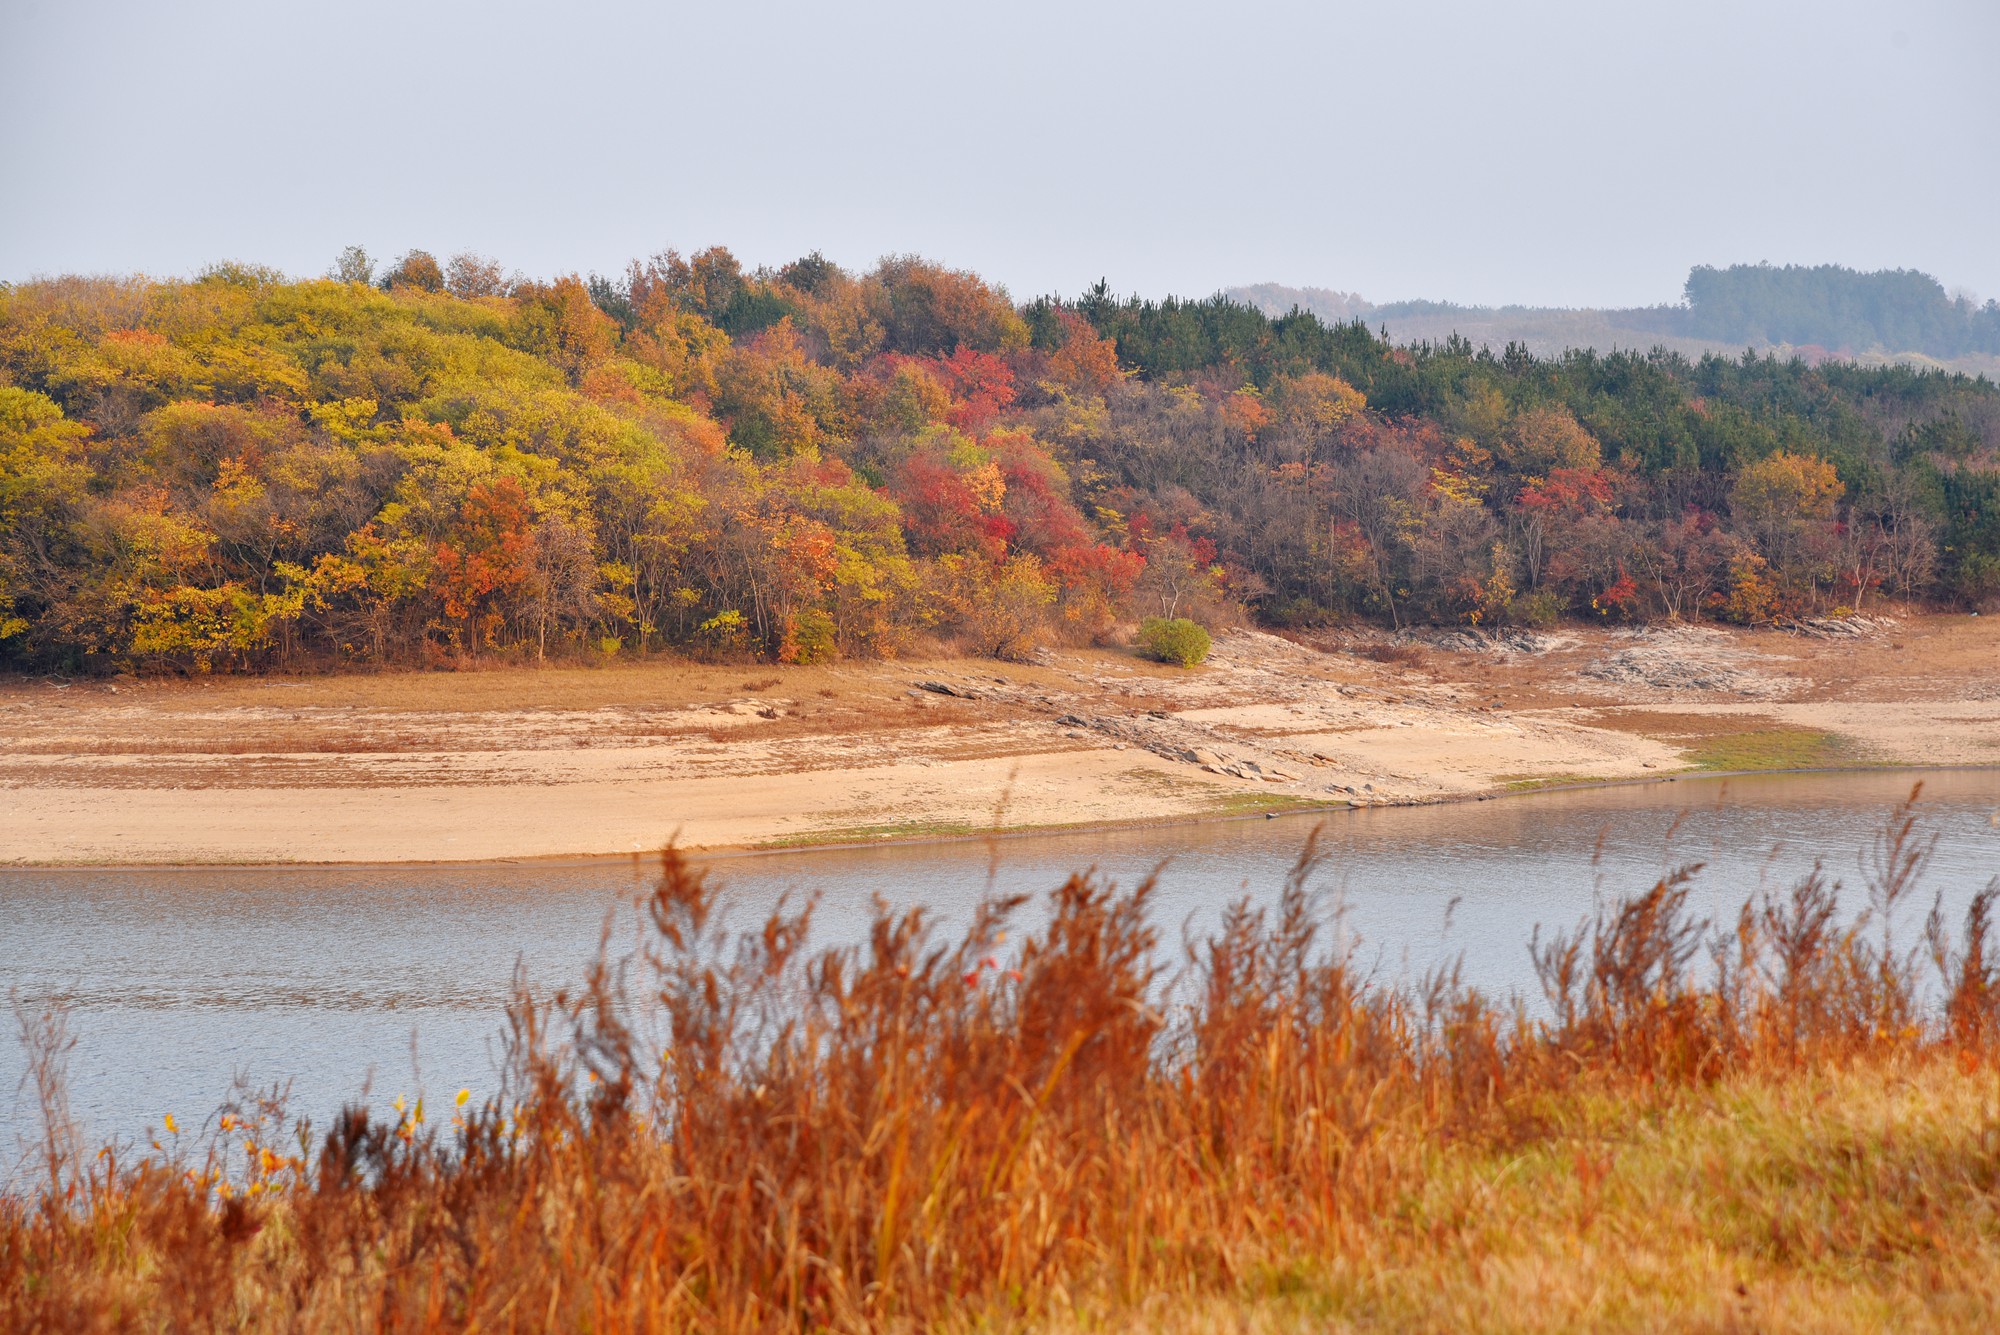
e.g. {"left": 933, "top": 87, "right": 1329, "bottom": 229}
{"left": 4, "top": 770, "right": 1997, "bottom": 1158}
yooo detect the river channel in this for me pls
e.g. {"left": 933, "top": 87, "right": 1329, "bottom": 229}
{"left": 4, "top": 769, "right": 1997, "bottom": 1158}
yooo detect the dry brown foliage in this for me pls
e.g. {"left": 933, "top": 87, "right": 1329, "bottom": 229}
{"left": 1355, "top": 643, "right": 1427, "bottom": 668}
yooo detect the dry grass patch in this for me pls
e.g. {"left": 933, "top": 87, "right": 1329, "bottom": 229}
{"left": 1022, "top": 1064, "right": 2000, "bottom": 1331}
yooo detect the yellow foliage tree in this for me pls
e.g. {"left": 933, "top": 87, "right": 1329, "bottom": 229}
{"left": 1502, "top": 404, "right": 1601, "bottom": 475}
{"left": 1732, "top": 450, "right": 1843, "bottom": 586}
{"left": 1271, "top": 372, "right": 1366, "bottom": 439}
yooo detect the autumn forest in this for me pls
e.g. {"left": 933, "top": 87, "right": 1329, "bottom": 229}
{"left": 3, "top": 247, "right": 1998, "bottom": 674}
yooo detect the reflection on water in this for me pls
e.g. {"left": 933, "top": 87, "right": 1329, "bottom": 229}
{"left": 4, "top": 770, "right": 1996, "bottom": 1150}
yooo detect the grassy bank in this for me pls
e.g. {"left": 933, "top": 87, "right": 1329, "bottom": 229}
{"left": 8, "top": 791, "right": 2000, "bottom": 1331}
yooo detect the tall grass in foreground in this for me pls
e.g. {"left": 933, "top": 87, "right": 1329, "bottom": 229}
{"left": 8, "top": 790, "right": 2000, "bottom": 1331}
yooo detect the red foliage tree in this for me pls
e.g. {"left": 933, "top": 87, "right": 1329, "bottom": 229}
{"left": 934, "top": 348, "right": 1017, "bottom": 432}
{"left": 891, "top": 449, "right": 1012, "bottom": 561}
{"left": 992, "top": 437, "right": 1091, "bottom": 556}
{"left": 432, "top": 478, "right": 535, "bottom": 653}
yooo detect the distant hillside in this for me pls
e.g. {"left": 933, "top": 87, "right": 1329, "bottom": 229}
{"left": 1230, "top": 264, "right": 2000, "bottom": 376}
{"left": 1227, "top": 283, "right": 1373, "bottom": 324}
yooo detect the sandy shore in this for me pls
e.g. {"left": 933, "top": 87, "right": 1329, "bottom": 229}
{"left": 3, "top": 615, "right": 1996, "bottom": 865}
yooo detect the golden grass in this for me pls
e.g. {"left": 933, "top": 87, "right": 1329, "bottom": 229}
{"left": 7, "top": 788, "right": 1999, "bottom": 1331}
{"left": 1026, "top": 1062, "right": 2000, "bottom": 1331}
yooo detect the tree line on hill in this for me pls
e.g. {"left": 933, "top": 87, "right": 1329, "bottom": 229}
{"left": 1, "top": 247, "right": 1997, "bottom": 673}
{"left": 1678, "top": 264, "right": 2000, "bottom": 359}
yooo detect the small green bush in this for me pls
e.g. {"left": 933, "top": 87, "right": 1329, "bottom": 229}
{"left": 1137, "top": 616, "right": 1212, "bottom": 667}
{"left": 1514, "top": 590, "right": 1564, "bottom": 629}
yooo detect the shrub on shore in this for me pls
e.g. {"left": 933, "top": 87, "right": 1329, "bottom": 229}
{"left": 6, "top": 790, "right": 1999, "bottom": 1330}
{"left": 1137, "top": 615, "right": 1212, "bottom": 666}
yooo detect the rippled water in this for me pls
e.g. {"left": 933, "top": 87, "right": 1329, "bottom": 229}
{"left": 4, "top": 770, "right": 1997, "bottom": 1154}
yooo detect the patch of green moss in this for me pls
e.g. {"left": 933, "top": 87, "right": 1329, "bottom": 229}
{"left": 1203, "top": 791, "right": 1339, "bottom": 817}
{"left": 1688, "top": 728, "right": 1854, "bottom": 772}
{"left": 755, "top": 820, "right": 985, "bottom": 849}
{"left": 1494, "top": 773, "right": 1605, "bottom": 793}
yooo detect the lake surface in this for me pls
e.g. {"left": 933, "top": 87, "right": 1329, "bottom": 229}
{"left": 5, "top": 770, "right": 1997, "bottom": 1159}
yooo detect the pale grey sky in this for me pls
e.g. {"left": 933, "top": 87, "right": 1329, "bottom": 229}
{"left": 3, "top": 0, "right": 1995, "bottom": 307}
